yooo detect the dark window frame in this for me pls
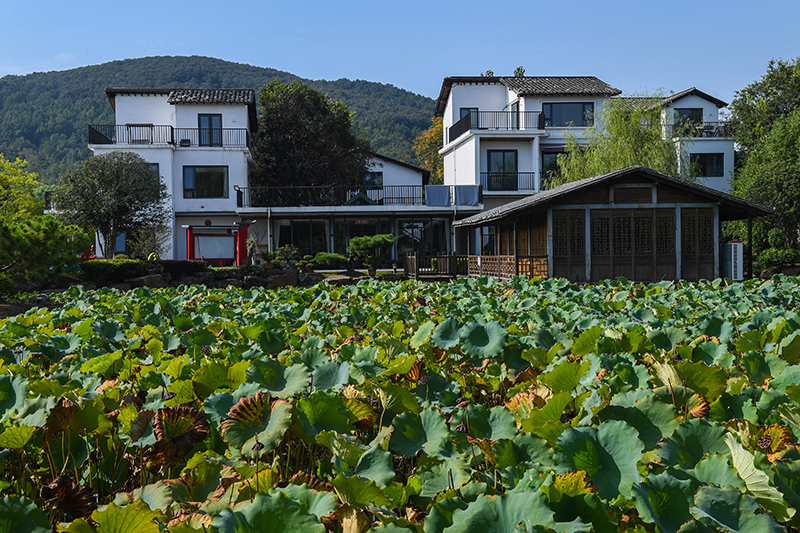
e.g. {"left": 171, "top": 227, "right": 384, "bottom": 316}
{"left": 690, "top": 153, "right": 725, "bottom": 178}
{"left": 543, "top": 102, "right": 594, "bottom": 127}
{"left": 183, "top": 166, "right": 229, "bottom": 198}
{"left": 198, "top": 113, "right": 223, "bottom": 147}
{"left": 460, "top": 107, "right": 479, "bottom": 128}
{"left": 674, "top": 108, "right": 704, "bottom": 127}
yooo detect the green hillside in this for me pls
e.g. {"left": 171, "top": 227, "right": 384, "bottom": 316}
{"left": 0, "top": 56, "right": 436, "bottom": 184}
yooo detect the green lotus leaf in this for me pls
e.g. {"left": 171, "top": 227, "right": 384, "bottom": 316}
{"left": 113, "top": 481, "right": 174, "bottom": 513}
{"left": 571, "top": 326, "right": 602, "bottom": 357}
{"left": 779, "top": 331, "right": 800, "bottom": 365}
{"left": 518, "top": 391, "right": 571, "bottom": 446}
{"left": 311, "top": 359, "right": 351, "bottom": 391}
{"left": 0, "top": 425, "right": 36, "bottom": 449}
{"left": 431, "top": 318, "right": 461, "bottom": 350}
{"left": 291, "top": 390, "right": 354, "bottom": 443}
{"left": 674, "top": 361, "right": 727, "bottom": 402}
{"left": 379, "top": 382, "right": 422, "bottom": 415}
{"left": 453, "top": 404, "right": 516, "bottom": 441}
{"left": 269, "top": 484, "right": 336, "bottom": 519}
{"left": 171, "top": 460, "right": 223, "bottom": 503}
{"left": 353, "top": 444, "right": 396, "bottom": 488}
{"left": 598, "top": 395, "right": 680, "bottom": 450}
{"left": 0, "top": 375, "right": 28, "bottom": 420}
{"left": 0, "top": 495, "right": 51, "bottom": 533}
{"left": 79, "top": 349, "right": 124, "bottom": 375}
{"left": 410, "top": 320, "right": 436, "bottom": 349}
{"left": 246, "top": 359, "right": 310, "bottom": 399}
{"left": 331, "top": 472, "right": 391, "bottom": 507}
{"left": 547, "top": 493, "right": 616, "bottom": 533}
{"left": 647, "top": 327, "right": 685, "bottom": 352}
{"left": 203, "top": 392, "right": 235, "bottom": 432}
{"left": 94, "top": 321, "right": 126, "bottom": 344}
{"left": 153, "top": 405, "right": 210, "bottom": 459}
{"left": 632, "top": 473, "right": 694, "bottom": 533}
{"left": 459, "top": 321, "right": 507, "bottom": 359}
{"left": 91, "top": 500, "right": 164, "bottom": 533}
{"left": 555, "top": 420, "right": 644, "bottom": 500}
{"left": 221, "top": 391, "right": 292, "bottom": 457}
{"left": 68, "top": 397, "right": 113, "bottom": 435}
{"left": 49, "top": 333, "right": 82, "bottom": 354}
{"left": 679, "top": 454, "right": 746, "bottom": 490}
{"left": 539, "top": 359, "right": 591, "bottom": 394}
{"left": 316, "top": 430, "right": 366, "bottom": 467}
{"left": 691, "top": 485, "right": 783, "bottom": 533}
{"left": 725, "top": 433, "right": 795, "bottom": 522}
{"left": 445, "top": 492, "right": 556, "bottom": 532}
{"left": 413, "top": 457, "right": 471, "bottom": 499}
{"left": 192, "top": 360, "right": 249, "bottom": 400}
{"left": 15, "top": 395, "right": 56, "bottom": 428}
{"left": 389, "top": 407, "right": 451, "bottom": 458}
{"left": 657, "top": 419, "right": 730, "bottom": 468}
{"left": 50, "top": 429, "right": 89, "bottom": 470}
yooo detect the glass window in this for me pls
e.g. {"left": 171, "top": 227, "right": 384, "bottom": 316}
{"left": 199, "top": 114, "right": 222, "bottom": 147}
{"left": 674, "top": 108, "right": 704, "bottom": 127}
{"left": 183, "top": 166, "right": 229, "bottom": 198}
{"left": 543, "top": 103, "right": 594, "bottom": 127}
{"left": 690, "top": 153, "right": 724, "bottom": 177}
{"left": 460, "top": 107, "right": 478, "bottom": 128}
{"left": 364, "top": 172, "right": 383, "bottom": 189}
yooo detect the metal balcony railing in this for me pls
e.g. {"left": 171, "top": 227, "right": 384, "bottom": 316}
{"left": 236, "top": 185, "right": 427, "bottom": 208}
{"left": 448, "top": 111, "right": 545, "bottom": 143}
{"left": 480, "top": 172, "right": 537, "bottom": 191}
{"left": 666, "top": 121, "right": 734, "bottom": 138}
{"left": 88, "top": 125, "right": 250, "bottom": 148}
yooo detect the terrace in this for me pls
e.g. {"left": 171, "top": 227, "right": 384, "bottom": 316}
{"left": 448, "top": 110, "right": 545, "bottom": 143}
{"left": 88, "top": 125, "right": 250, "bottom": 148}
{"left": 666, "top": 121, "right": 734, "bottom": 138}
{"left": 236, "top": 184, "right": 482, "bottom": 209}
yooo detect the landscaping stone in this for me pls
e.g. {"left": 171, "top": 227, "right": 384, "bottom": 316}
{"left": 243, "top": 276, "right": 269, "bottom": 289}
{"left": 128, "top": 274, "right": 167, "bottom": 288}
{"left": 299, "top": 273, "right": 325, "bottom": 286}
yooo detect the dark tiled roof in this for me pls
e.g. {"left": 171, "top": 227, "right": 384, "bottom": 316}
{"left": 167, "top": 89, "right": 255, "bottom": 105}
{"left": 435, "top": 76, "right": 620, "bottom": 116}
{"left": 662, "top": 87, "right": 728, "bottom": 108}
{"left": 499, "top": 76, "right": 621, "bottom": 97}
{"left": 453, "top": 166, "right": 773, "bottom": 227}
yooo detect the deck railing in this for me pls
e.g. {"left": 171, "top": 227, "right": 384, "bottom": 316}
{"left": 448, "top": 111, "right": 545, "bottom": 143}
{"left": 237, "top": 185, "right": 426, "bottom": 208}
{"left": 480, "top": 172, "right": 537, "bottom": 191}
{"left": 666, "top": 121, "right": 733, "bottom": 138}
{"left": 88, "top": 125, "right": 250, "bottom": 148}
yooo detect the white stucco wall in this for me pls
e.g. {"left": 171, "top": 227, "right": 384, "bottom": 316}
{"left": 173, "top": 149, "right": 248, "bottom": 215}
{"left": 663, "top": 95, "right": 721, "bottom": 124}
{"left": 368, "top": 157, "right": 425, "bottom": 187}
{"left": 453, "top": 137, "right": 479, "bottom": 186}
{"left": 445, "top": 83, "right": 509, "bottom": 128}
{"left": 679, "top": 138, "right": 734, "bottom": 193}
{"left": 174, "top": 104, "right": 250, "bottom": 129}
{"left": 114, "top": 94, "right": 175, "bottom": 125}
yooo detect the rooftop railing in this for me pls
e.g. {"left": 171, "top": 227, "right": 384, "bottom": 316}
{"left": 88, "top": 125, "right": 250, "bottom": 148}
{"left": 666, "top": 121, "right": 734, "bottom": 138}
{"left": 448, "top": 111, "right": 545, "bottom": 143}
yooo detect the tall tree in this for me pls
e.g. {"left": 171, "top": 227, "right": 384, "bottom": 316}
{"left": 250, "top": 80, "right": 371, "bottom": 188}
{"left": 0, "top": 154, "right": 43, "bottom": 222}
{"left": 735, "top": 108, "right": 800, "bottom": 249}
{"left": 730, "top": 57, "right": 800, "bottom": 157}
{"left": 54, "top": 151, "right": 169, "bottom": 257}
{"left": 413, "top": 117, "right": 444, "bottom": 184}
{"left": 555, "top": 95, "right": 690, "bottom": 185}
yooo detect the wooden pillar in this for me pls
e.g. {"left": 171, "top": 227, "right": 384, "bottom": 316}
{"left": 186, "top": 227, "right": 195, "bottom": 260}
{"left": 748, "top": 215, "right": 754, "bottom": 279}
{"left": 675, "top": 206, "right": 682, "bottom": 281}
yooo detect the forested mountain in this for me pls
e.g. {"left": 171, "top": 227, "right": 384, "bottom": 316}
{"left": 0, "top": 56, "right": 436, "bottom": 184}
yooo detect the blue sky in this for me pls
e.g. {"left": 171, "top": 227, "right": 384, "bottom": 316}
{"left": 2, "top": 0, "right": 798, "bottom": 104}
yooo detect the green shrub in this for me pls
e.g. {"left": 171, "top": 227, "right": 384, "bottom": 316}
{"left": 209, "top": 264, "right": 266, "bottom": 280}
{"left": 758, "top": 248, "right": 800, "bottom": 268}
{"left": 313, "top": 252, "right": 348, "bottom": 269}
{"left": 81, "top": 257, "right": 148, "bottom": 283}
{"left": 347, "top": 234, "right": 394, "bottom": 269}
{"left": 0, "top": 215, "right": 91, "bottom": 290}
{"left": 768, "top": 228, "right": 787, "bottom": 249}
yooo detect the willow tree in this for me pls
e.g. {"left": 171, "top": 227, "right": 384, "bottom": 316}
{"left": 554, "top": 94, "right": 691, "bottom": 186}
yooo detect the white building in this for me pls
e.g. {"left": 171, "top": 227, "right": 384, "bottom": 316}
{"left": 89, "top": 88, "right": 482, "bottom": 263}
{"left": 436, "top": 76, "right": 735, "bottom": 201}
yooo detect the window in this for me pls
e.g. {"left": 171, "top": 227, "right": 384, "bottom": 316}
{"left": 543, "top": 103, "right": 594, "bottom": 127}
{"left": 183, "top": 166, "right": 229, "bottom": 198}
{"left": 199, "top": 114, "right": 222, "bottom": 147}
{"left": 674, "top": 108, "right": 704, "bottom": 127}
{"left": 690, "top": 153, "right": 724, "bottom": 177}
{"left": 460, "top": 107, "right": 478, "bottom": 128}
{"left": 486, "top": 150, "right": 518, "bottom": 191}
{"left": 541, "top": 151, "right": 563, "bottom": 189}
{"left": 364, "top": 171, "right": 383, "bottom": 189}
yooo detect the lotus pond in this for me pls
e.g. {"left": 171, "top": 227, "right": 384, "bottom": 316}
{"left": 2, "top": 275, "right": 800, "bottom": 531}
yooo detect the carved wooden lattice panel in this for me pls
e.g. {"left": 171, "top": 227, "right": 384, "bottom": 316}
{"left": 570, "top": 214, "right": 585, "bottom": 257}
{"left": 657, "top": 215, "right": 675, "bottom": 255}
{"left": 591, "top": 216, "right": 610, "bottom": 255}
{"left": 554, "top": 215, "right": 568, "bottom": 257}
{"left": 634, "top": 216, "right": 653, "bottom": 255}
{"left": 682, "top": 215, "right": 696, "bottom": 255}
{"left": 698, "top": 214, "right": 714, "bottom": 254}
{"left": 613, "top": 215, "right": 632, "bottom": 256}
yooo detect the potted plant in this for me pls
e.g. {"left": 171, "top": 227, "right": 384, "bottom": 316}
{"left": 347, "top": 234, "right": 394, "bottom": 276}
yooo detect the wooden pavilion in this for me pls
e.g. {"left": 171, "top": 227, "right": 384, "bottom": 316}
{"left": 453, "top": 167, "right": 773, "bottom": 282}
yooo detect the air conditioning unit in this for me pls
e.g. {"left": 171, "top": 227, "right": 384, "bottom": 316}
{"left": 722, "top": 242, "right": 744, "bottom": 281}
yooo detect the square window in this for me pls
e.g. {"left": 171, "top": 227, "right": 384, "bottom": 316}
{"left": 543, "top": 103, "right": 594, "bottom": 127}
{"left": 183, "top": 166, "right": 229, "bottom": 198}
{"left": 690, "top": 153, "right": 724, "bottom": 177}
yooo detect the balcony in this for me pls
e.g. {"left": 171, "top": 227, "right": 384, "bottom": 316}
{"left": 480, "top": 172, "right": 537, "bottom": 192}
{"left": 448, "top": 111, "right": 545, "bottom": 143}
{"left": 666, "top": 121, "right": 733, "bottom": 138}
{"left": 88, "top": 125, "right": 250, "bottom": 148}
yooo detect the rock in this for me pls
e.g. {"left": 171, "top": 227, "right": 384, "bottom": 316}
{"left": 284, "top": 267, "right": 300, "bottom": 279}
{"left": 781, "top": 265, "right": 800, "bottom": 276}
{"left": 266, "top": 274, "right": 296, "bottom": 289}
{"left": 243, "top": 276, "right": 269, "bottom": 289}
{"left": 299, "top": 273, "right": 325, "bottom": 286}
{"left": 263, "top": 268, "right": 283, "bottom": 277}
{"left": 218, "top": 278, "right": 242, "bottom": 288}
{"left": 180, "top": 272, "right": 216, "bottom": 286}
{"left": 128, "top": 274, "right": 167, "bottom": 288}
{"left": 107, "top": 282, "right": 132, "bottom": 291}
